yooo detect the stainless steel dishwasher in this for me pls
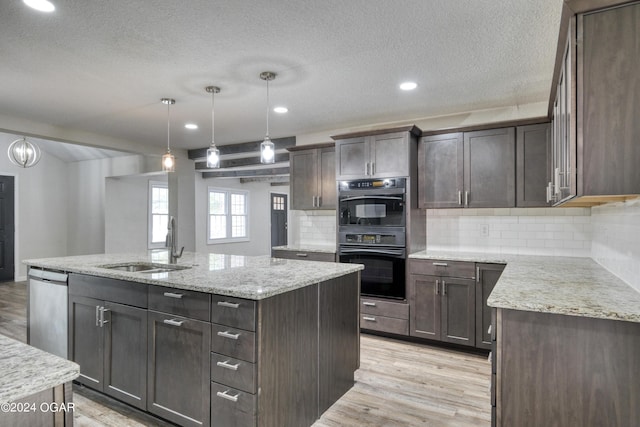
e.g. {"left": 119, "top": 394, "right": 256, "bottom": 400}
{"left": 28, "top": 267, "right": 69, "bottom": 358}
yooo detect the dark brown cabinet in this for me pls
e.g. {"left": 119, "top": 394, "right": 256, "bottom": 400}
{"left": 289, "top": 143, "right": 336, "bottom": 210}
{"left": 409, "top": 260, "right": 476, "bottom": 347}
{"left": 419, "top": 127, "right": 515, "bottom": 208}
{"left": 475, "top": 263, "right": 504, "bottom": 350}
{"left": 516, "top": 123, "right": 551, "bottom": 207}
{"left": 271, "top": 248, "right": 336, "bottom": 262}
{"left": 68, "top": 275, "right": 148, "bottom": 411}
{"left": 333, "top": 126, "right": 419, "bottom": 180}
{"left": 359, "top": 297, "right": 410, "bottom": 336}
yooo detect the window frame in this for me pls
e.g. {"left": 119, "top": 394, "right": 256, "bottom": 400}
{"left": 207, "top": 187, "right": 250, "bottom": 244}
{"left": 148, "top": 181, "right": 169, "bottom": 249}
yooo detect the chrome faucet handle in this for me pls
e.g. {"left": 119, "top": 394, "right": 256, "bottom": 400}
{"left": 174, "top": 246, "right": 185, "bottom": 259}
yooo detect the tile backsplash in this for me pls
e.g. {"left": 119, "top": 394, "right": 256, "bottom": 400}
{"left": 591, "top": 199, "right": 640, "bottom": 292}
{"left": 291, "top": 210, "right": 336, "bottom": 246}
{"left": 426, "top": 207, "right": 592, "bottom": 257}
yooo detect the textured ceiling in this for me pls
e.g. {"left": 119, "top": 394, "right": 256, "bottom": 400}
{"left": 0, "top": 0, "right": 563, "bottom": 154}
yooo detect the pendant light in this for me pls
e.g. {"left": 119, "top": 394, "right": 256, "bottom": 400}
{"left": 161, "top": 98, "right": 176, "bottom": 172}
{"left": 205, "top": 86, "right": 221, "bottom": 168}
{"left": 259, "top": 71, "right": 276, "bottom": 164}
{"left": 8, "top": 136, "right": 41, "bottom": 168}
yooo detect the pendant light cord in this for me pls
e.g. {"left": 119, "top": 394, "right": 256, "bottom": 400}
{"left": 166, "top": 102, "right": 171, "bottom": 152}
{"left": 211, "top": 90, "right": 215, "bottom": 146}
{"left": 265, "top": 78, "right": 270, "bottom": 138}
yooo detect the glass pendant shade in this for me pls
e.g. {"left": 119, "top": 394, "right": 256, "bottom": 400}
{"left": 206, "top": 145, "right": 220, "bottom": 168}
{"left": 260, "top": 137, "right": 275, "bottom": 164}
{"left": 161, "top": 98, "right": 176, "bottom": 172}
{"left": 162, "top": 151, "right": 176, "bottom": 172}
{"left": 8, "top": 136, "right": 41, "bottom": 168}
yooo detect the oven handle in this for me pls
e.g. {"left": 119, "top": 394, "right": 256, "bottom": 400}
{"left": 339, "top": 195, "right": 404, "bottom": 202}
{"left": 339, "top": 247, "right": 405, "bottom": 257}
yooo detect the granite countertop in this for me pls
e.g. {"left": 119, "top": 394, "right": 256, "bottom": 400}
{"left": 24, "top": 251, "right": 362, "bottom": 300}
{"left": 409, "top": 250, "right": 640, "bottom": 323}
{"left": 0, "top": 335, "right": 79, "bottom": 403}
{"left": 272, "top": 244, "right": 337, "bottom": 254}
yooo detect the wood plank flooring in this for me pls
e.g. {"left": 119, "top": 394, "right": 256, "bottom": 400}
{"left": 1, "top": 281, "right": 491, "bottom": 427}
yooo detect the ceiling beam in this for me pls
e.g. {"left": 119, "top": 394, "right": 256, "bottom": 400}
{"left": 188, "top": 136, "right": 296, "bottom": 160}
{"left": 240, "top": 176, "right": 290, "bottom": 185}
{"left": 195, "top": 153, "right": 289, "bottom": 170}
{"left": 202, "top": 166, "right": 290, "bottom": 179}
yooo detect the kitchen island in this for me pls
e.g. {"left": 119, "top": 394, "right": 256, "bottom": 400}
{"left": 411, "top": 250, "right": 640, "bottom": 427}
{"left": 0, "top": 334, "right": 79, "bottom": 426}
{"left": 25, "top": 251, "right": 363, "bottom": 427}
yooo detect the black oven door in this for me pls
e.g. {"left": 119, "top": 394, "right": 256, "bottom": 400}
{"left": 338, "top": 194, "right": 405, "bottom": 227}
{"left": 339, "top": 246, "right": 406, "bottom": 301}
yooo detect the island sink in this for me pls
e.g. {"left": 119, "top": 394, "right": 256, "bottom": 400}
{"left": 98, "top": 262, "right": 190, "bottom": 273}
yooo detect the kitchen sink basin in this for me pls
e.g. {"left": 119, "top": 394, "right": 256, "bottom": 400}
{"left": 99, "top": 262, "right": 191, "bottom": 274}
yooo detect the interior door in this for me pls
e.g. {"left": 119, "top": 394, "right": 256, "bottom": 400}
{"left": 270, "top": 193, "right": 288, "bottom": 250}
{"left": 0, "top": 176, "right": 15, "bottom": 282}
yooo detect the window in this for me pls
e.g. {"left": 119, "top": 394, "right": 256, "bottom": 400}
{"left": 148, "top": 181, "right": 169, "bottom": 249}
{"left": 208, "top": 187, "right": 249, "bottom": 243}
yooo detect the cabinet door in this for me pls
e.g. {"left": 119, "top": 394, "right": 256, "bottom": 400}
{"left": 290, "top": 149, "right": 318, "bottom": 210}
{"left": 103, "top": 302, "right": 148, "bottom": 410}
{"left": 409, "top": 274, "right": 441, "bottom": 340}
{"left": 475, "top": 264, "right": 505, "bottom": 350}
{"left": 517, "top": 123, "right": 551, "bottom": 207}
{"left": 441, "top": 277, "right": 476, "bottom": 346}
{"left": 69, "top": 295, "right": 104, "bottom": 390}
{"left": 464, "top": 127, "right": 515, "bottom": 208}
{"left": 318, "top": 147, "right": 336, "bottom": 209}
{"left": 369, "top": 132, "right": 409, "bottom": 178}
{"left": 147, "top": 311, "right": 211, "bottom": 427}
{"left": 336, "top": 137, "right": 367, "bottom": 180}
{"left": 581, "top": 4, "right": 640, "bottom": 196}
{"left": 418, "top": 133, "right": 464, "bottom": 208}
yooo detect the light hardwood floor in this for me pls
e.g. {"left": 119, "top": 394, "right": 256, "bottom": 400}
{"left": 2, "top": 281, "right": 491, "bottom": 427}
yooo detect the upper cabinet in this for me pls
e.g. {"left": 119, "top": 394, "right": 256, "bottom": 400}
{"left": 288, "top": 143, "right": 336, "bottom": 210}
{"left": 332, "top": 126, "right": 420, "bottom": 180}
{"left": 517, "top": 123, "right": 552, "bottom": 207}
{"left": 419, "top": 127, "right": 515, "bottom": 208}
{"left": 551, "top": 3, "right": 640, "bottom": 205}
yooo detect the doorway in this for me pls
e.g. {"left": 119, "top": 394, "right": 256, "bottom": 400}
{"left": 270, "top": 193, "right": 288, "bottom": 253}
{"left": 0, "top": 176, "right": 15, "bottom": 282}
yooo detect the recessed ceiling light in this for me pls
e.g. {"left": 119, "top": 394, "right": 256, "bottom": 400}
{"left": 185, "top": 123, "right": 198, "bottom": 130}
{"left": 273, "top": 106, "right": 288, "bottom": 114}
{"left": 399, "top": 82, "right": 418, "bottom": 91}
{"left": 23, "top": 0, "right": 55, "bottom": 12}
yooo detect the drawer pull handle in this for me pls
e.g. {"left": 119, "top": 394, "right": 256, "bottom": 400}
{"left": 217, "top": 360, "right": 240, "bottom": 371}
{"left": 163, "top": 319, "right": 185, "bottom": 327}
{"left": 217, "top": 390, "right": 239, "bottom": 402}
{"left": 217, "top": 301, "right": 240, "bottom": 309}
{"left": 488, "top": 325, "right": 492, "bottom": 335}
{"left": 217, "top": 331, "right": 240, "bottom": 340}
{"left": 432, "top": 262, "right": 448, "bottom": 267}
{"left": 163, "top": 292, "right": 184, "bottom": 299}
{"left": 362, "top": 302, "right": 376, "bottom": 307}
{"left": 296, "top": 253, "right": 308, "bottom": 257}
{"left": 363, "top": 316, "right": 376, "bottom": 322}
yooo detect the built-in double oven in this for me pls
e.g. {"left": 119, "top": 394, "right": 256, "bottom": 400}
{"left": 338, "top": 178, "right": 407, "bottom": 301}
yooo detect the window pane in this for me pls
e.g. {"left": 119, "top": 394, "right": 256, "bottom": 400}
{"left": 152, "top": 214, "right": 168, "bottom": 243}
{"left": 209, "top": 215, "right": 226, "bottom": 239}
{"left": 152, "top": 187, "right": 168, "bottom": 214}
{"left": 230, "top": 193, "right": 246, "bottom": 215}
{"left": 231, "top": 215, "right": 246, "bottom": 237}
{"left": 209, "top": 191, "right": 226, "bottom": 214}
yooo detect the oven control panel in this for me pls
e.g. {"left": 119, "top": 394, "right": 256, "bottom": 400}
{"left": 339, "top": 178, "right": 405, "bottom": 191}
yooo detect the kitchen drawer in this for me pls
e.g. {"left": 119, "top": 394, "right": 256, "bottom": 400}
{"left": 272, "top": 249, "right": 336, "bottom": 262}
{"left": 361, "top": 298, "right": 409, "bottom": 320}
{"left": 211, "top": 353, "right": 257, "bottom": 394}
{"left": 211, "top": 295, "right": 256, "bottom": 332}
{"left": 148, "top": 285, "right": 211, "bottom": 321}
{"left": 68, "top": 273, "right": 147, "bottom": 308}
{"left": 409, "top": 259, "right": 476, "bottom": 279}
{"left": 211, "top": 323, "right": 256, "bottom": 363}
{"left": 360, "top": 314, "right": 409, "bottom": 335}
{"left": 211, "top": 381, "right": 256, "bottom": 427}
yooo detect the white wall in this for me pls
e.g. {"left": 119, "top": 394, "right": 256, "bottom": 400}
{"left": 0, "top": 134, "right": 69, "bottom": 280}
{"left": 591, "top": 200, "right": 640, "bottom": 292}
{"left": 195, "top": 176, "right": 287, "bottom": 256}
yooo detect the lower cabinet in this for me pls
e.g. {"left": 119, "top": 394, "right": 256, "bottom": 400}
{"left": 147, "top": 310, "right": 211, "bottom": 427}
{"left": 476, "top": 263, "right": 505, "bottom": 349}
{"left": 360, "top": 297, "right": 409, "bottom": 336}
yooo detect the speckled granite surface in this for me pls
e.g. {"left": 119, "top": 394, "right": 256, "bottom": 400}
{"left": 0, "top": 335, "right": 79, "bottom": 403}
{"left": 24, "top": 251, "right": 362, "bottom": 300}
{"left": 272, "top": 244, "right": 337, "bottom": 254}
{"left": 409, "top": 250, "right": 640, "bottom": 323}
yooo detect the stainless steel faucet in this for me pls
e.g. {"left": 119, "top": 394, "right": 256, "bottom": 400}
{"left": 166, "top": 216, "right": 184, "bottom": 264}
